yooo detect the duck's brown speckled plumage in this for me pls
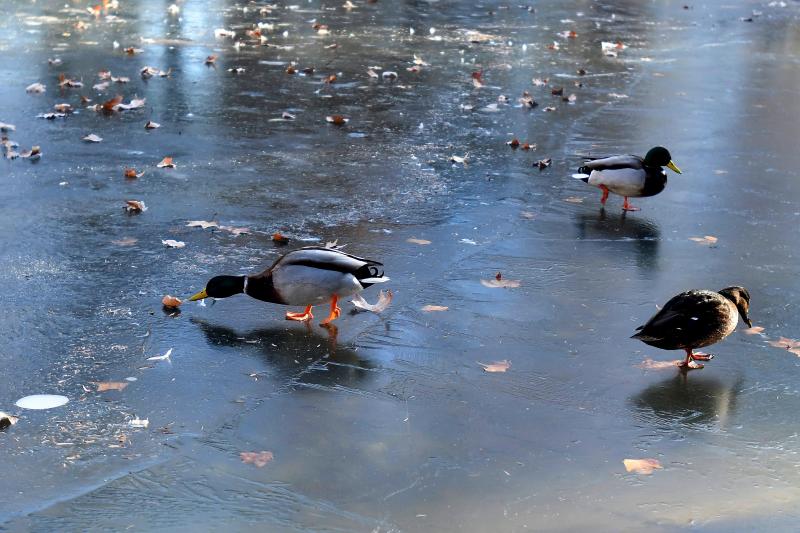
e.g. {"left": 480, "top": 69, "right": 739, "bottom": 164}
{"left": 632, "top": 287, "right": 751, "bottom": 352}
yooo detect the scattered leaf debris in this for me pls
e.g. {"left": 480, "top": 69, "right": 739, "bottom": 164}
{"left": 351, "top": 290, "right": 393, "bottom": 313}
{"left": 478, "top": 360, "right": 511, "bottom": 372}
{"left": 240, "top": 451, "right": 274, "bottom": 467}
{"left": 623, "top": 458, "right": 662, "bottom": 475}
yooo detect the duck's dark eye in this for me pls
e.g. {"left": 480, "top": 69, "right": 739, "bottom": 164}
{"left": 368, "top": 266, "right": 383, "bottom": 278}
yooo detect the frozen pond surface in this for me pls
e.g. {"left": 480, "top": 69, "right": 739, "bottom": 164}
{"left": 3, "top": 0, "right": 800, "bottom": 531}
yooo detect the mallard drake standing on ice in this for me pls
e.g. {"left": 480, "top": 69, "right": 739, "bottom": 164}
{"left": 632, "top": 286, "right": 752, "bottom": 370}
{"left": 189, "top": 247, "right": 389, "bottom": 325}
{"left": 573, "top": 146, "right": 681, "bottom": 211}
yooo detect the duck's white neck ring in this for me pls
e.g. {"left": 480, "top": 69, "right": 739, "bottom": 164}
{"left": 243, "top": 276, "right": 249, "bottom": 295}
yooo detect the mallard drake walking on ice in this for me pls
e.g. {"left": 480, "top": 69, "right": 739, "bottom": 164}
{"left": 632, "top": 286, "right": 752, "bottom": 369}
{"left": 189, "top": 247, "right": 389, "bottom": 325}
{"left": 573, "top": 146, "right": 681, "bottom": 211}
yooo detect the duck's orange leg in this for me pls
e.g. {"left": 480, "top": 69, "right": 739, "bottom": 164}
{"left": 622, "top": 197, "right": 640, "bottom": 211}
{"left": 600, "top": 185, "right": 609, "bottom": 205}
{"left": 286, "top": 305, "right": 314, "bottom": 322}
{"left": 677, "top": 348, "right": 705, "bottom": 370}
{"left": 320, "top": 295, "right": 341, "bottom": 325}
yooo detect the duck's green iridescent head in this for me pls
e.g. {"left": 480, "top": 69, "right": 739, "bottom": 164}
{"left": 644, "top": 146, "right": 681, "bottom": 174}
{"left": 189, "top": 275, "right": 245, "bottom": 301}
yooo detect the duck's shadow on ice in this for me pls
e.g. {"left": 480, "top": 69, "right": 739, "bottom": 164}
{"left": 631, "top": 373, "right": 744, "bottom": 429}
{"left": 191, "top": 317, "right": 374, "bottom": 387}
{"left": 573, "top": 210, "right": 661, "bottom": 271}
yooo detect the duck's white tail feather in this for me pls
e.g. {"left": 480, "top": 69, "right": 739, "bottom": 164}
{"left": 360, "top": 276, "right": 390, "bottom": 284}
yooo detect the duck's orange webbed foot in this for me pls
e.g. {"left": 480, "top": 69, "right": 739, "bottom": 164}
{"left": 677, "top": 349, "right": 705, "bottom": 370}
{"left": 286, "top": 305, "right": 314, "bottom": 322}
{"left": 622, "top": 197, "right": 640, "bottom": 211}
{"left": 320, "top": 295, "right": 341, "bottom": 326}
{"left": 600, "top": 185, "right": 609, "bottom": 205}
{"left": 690, "top": 351, "right": 714, "bottom": 361}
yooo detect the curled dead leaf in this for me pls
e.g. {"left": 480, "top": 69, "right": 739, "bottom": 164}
{"left": 240, "top": 451, "right": 273, "bottom": 467}
{"left": 478, "top": 360, "right": 511, "bottom": 373}
{"left": 205, "top": 54, "right": 217, "bottom": 65}
{"left": 124, "top": 168, "right": 144, "bottom": 179}
{"left": 422, "top": 305, "right": 448, "bottom": 312}
{"left": 742, "top": 326, "right": 765, "bottom": 335}
{"left": 351, "top": 290, "right": 393, "bottom": 313}
{"left": 623, "top": 458, "right": 662, "bottom": 475}
{"left": 124, "top": 200, "right": 147, "bottom": 213}
{"left": 162, "top": 295, "right": 182, "bottom": 308}
{"left": 407, "top": 237, "right": 431, "bottom": 245}
{"left": 0, "top": 411, "right": 19, "bottom": 430}
{"left": 481, "top": 272, "right": 520, "bottom": 288}
{"left": 535, "top": 158, "right": 552, "bottom": 170}
{"left": 186, "top": 220, "right": 219, "bottom": 229}
{"left": 157, "top": 156, "right": 175, "bottom": 168}
{"left": 94, "top": 381, "right": 129, "bottom": 392}
{"left": 689, "top": 236, "right": 718, "bottom": 245}
{"left": 83, "top": 133, "right": 103, "bottom": 143}
{"left": 145, "top": 121, "right": 160, "bottom": 129}
{"left": 272, "top": 232, "right": 289, "bottom": 243}
{"left": 326, "top": 115, "right": 349, "bottom": 125}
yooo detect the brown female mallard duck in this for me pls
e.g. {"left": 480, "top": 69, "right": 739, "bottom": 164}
{"left": 632, "top": 286, "right": 752, "bottom": 369}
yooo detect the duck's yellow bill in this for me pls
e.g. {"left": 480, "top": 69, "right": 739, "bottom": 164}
{"left": 188, "top": 289, "right": 208, "bottom": 301}
{"left": 667, "top": 160, "right": 682, "bottom": 174}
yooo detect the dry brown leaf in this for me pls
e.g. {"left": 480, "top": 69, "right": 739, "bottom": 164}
{"left": 507, "top": 138, "right": 520, "bottom": 149}
{"left": 95, "top": 381, "right": 129, "bottom": 392}
{"left": 124, "top": 47, "right": 143, "bottom": 55}
{"left": 205, "top": 54, "right": 217, "bottom": 65}
{"left": 768, "top": 337, "right": 800, "bottom": 350}
{"left": 124, "top": 200, "right": 146, "bottom": 213}
{"left": 422, "top": 305, "right": 448, "bottom": 312}
{"left": 162, "top": 295, "right": 182, "bottom": 308}
{"left": 272, "top": 232, "right": 290, "bottom": 243}
{"left": 636, "top": 358, "right": 682, "bottom": 370}
{"left": 326, "top": 115, "right": 349, "bottom": 125}
{"left": 742, "top": 326, "right": 765, "bottom": 335}
{"left": 535, "top": 158, "right": 552, "bottom": 170}
{"left": 407, "top": 238, "right": 431, "bottom": 245}
{"left": 623, "top": 458, "right": 662, "bottom": 475}
{"left": 54, "top": 103, "right": 73, "bottom": 113}
{"left": 351, "top": 290, "right": 393, "bottom": 313}
{"left": 478, "top": 360, "right": 511, "bottom": 372}
{"left": 101, "top": 94, "right": 123, "bottom": 113}
{"left": 116, "top": 97, "right": 146, "bottom": 111}
{"left": 323, "top": 74, "right": 337, "bottom": 84}
{"left": 145, "top": 121, "right": 160, "bottom": 129}
{"left": 240, "top": 451, "right": 274, "bottom": 467}
{"left": 471, "top": 70, "right": 484, "bottom": 88}
{"left": 124, "top": 168, "right": 144, "bottom": 179}
{"left": 481, "top": 272, "right": 520, "bottom": 288}
{"left": 689, "top": 236, "right": 718, "bottom": 245}
{"left": 157, "top": 156, "right": 175, "bottom": 168}
{"left": 0, "top": 411, "right": 18, "bottom": 430}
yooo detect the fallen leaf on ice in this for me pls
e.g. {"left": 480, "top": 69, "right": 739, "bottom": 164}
{"left": 116, "top": 97, "right": 146, "bottom": 111}
{"left": 326, "top": 115, "right": 349, "bottom": 125}
{"left": 689, "top": 236, "right": 718, "bottom": 245}
{"left": 124, "top": 47, "right": 143, "bottom": 55}
{"left": 94, "top": 381, "right": 128, "bottom": 392}
{"left": 162, "top": 295, "right": 182, "bottom": 308}
{"left": 205, "top": 54, "right": 217, "bottom": 65}
{"left": 145, "top": 121, "right": 160, "bottom": 129}
{"left": 564, "top": 197, "right": 584, "bottom": 203}
{"left": 157, "top": 156, "right": 175, "bottom": 168}
{"left": 478, "top": 360, "right": 511, "bottom": 372}
{"left": 26, "top": 82, "right": 46, "bottom": 93}
{"left": 422, "top": 305, "right": 448, "bottom": 312}
{"left": 129, "top": 417, "right": 149, "bottom": 428}
{"left": 768, "top": 337, "right": 800, "bottom": 350}
{"left": 186, "top": 220, "right": 219, "bottom": 229}
{"left": 450, "top": 154, "right": 468, "bottom": 165}
{"left": 351, "top": 290, "right": 393, "bottom": 313}
{"left": 124, "top": 200, "right": 147, "bottom": 213}
{"left": 0, "top": 411, "right": 18, "bottom": 430}
{"left": 481, "top": 275, "right": 521, "bottom": 288}
{"left": 147, "top": 348, "right": 173, "bottom": 362}
{"left": 272, "top": 232, "right": 290, "bottom": 243}
{"left": 535, "top": 158, "right": 552, "bottom": 170}
{"left": 742, "top": 326, "right": 765, "bottom": 335}
{"left": 124, "top": 168, "right": 144, "bottom": 178}
{"left": 407, "top": 238, "right": 431, "bottom": 245}
{"left": 219, "top": 225, "right": 249, "bottom": 236}
{"left": 367, "top": 69, "right": 379, "bottom": 79}
{"left": 54, "top": 103, "right": 73, "bottom": 113}
{"left": 83, "top": 133, "right": 103, "bottom": 143}
{"left": 58, "top": 74, "right": 83, "bottom": 88}
{"left": 636, "top": 358, "right": 682, "bottom": 370}
{"left": 162, "top": 239, "right": 185, "bottom": 248}
{"left": 214, "top": 28, "right": 236, "bottom": 39}
{"left": 0, "top": 122, "right": 15, "bottom": 132}
{"left": 99, "top": 94, "right": 123, "bottom": 113}
{"left": 112, "top": 237, "right": 138, "bottom": 246}
{"left": 471, "top": 70, "right": 484, "bottom": 88}
{"left": 623, "top": 458, "right": 662, "bottom": 475}
{"left": 240, "top": 451, "right": 274, "bottom": 467}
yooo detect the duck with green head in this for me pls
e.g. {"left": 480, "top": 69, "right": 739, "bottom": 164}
{"left": 573, "top": 146, "right": 682, "bottom": 211}
{"left": 188, "top": 246, "right": 389, "bottom": 325}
